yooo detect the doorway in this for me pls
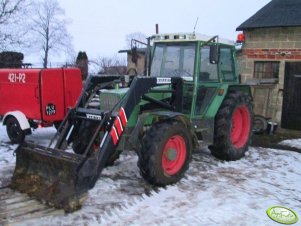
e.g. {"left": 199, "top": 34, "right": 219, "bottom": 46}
{"left": 281, "top": 62, "right": 301, "bottom": 130}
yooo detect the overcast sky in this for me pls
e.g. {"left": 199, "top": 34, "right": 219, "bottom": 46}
{"left": 28, "top": 0, "right": 271, "bottom": 64}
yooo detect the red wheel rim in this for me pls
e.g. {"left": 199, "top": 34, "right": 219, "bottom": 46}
{"left": 230, "top": 106, "right": 251, "bottom": 149}
{"left": 162, "top": 135, "right": 187, "bottom": 176}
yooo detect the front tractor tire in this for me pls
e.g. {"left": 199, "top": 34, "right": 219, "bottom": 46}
{"left": 138, "top": 120, "right": 192, "bottom": 186}
{"left": 209, "top": 91, "right": 253, "bottom": 161}
{"left": 72, "top": 121, "right": 120, "bottom": 166}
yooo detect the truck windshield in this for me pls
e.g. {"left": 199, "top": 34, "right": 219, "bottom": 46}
{"left": 150, "top": 43, "right": 196, "bottom": 78}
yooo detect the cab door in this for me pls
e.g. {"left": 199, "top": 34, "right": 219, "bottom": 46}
{"left": 218, "top": 46, "right": 237, "bottom": 83}
{"left": 194, "top": 45, "right": 237, "bottom": 118}
{"left": 189, "top": 45, "right": 220, "bottom": 138}
{"left": 194, "top": 46, "right": 220, "bottom": 118}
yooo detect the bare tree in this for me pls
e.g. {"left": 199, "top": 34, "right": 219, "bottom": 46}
{"left": 92, "top": 55, "right": 127, "bottom": 75}
{"left": 125, "top": 32, "right": 147, "bottom": 49}
{"left": 30, "top": 0, "right": 72, "bottom": 68}
{"left": 0, "top": 0, "right": 30, "bottom": 50}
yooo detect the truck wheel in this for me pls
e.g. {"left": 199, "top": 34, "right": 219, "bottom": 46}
{"left": 209, "top": 91, "right": 253, "bottom": 161}
{"left": 6, "top": 117, "right": 25, "bottom": 144}
{"left": 137, "top": 120, "right": 192, "bottom": 186}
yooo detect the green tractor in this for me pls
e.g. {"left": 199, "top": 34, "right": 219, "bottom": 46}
{"left": 10, "top": 33, "right": 253, "bottom": 211}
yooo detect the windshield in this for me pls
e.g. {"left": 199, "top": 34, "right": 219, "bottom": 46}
{"left": 150, "top": 43, "right": 196, "bottom": 77}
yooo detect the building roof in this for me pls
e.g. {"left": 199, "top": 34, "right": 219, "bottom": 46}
{"left": 237, "top": 0, "right": 301, "bottom": 31}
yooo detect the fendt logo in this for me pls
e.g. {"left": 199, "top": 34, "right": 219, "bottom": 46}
{"left": 86, "top": 114, "right": 102, "bottom": 120}
{"left": 156, "top": 77, "right": 171, "bottom": 84}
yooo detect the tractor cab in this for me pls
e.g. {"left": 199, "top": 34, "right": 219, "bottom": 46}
{"left": 148, "top": 34, "right": 239, "bottom": 124}
{"left": 149, "top": 33, "right": 238, "bottom": 83}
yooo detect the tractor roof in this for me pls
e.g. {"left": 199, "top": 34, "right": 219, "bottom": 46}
{"left": 151, "top": 33, "right": 235, "bottom": 46}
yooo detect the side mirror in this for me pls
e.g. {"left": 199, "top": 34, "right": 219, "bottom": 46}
{"left": 209, "top": 45, "right": 219, "bottom": 64}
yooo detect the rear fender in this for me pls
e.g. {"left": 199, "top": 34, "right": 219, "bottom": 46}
{"left": 129, "top": 111, "right": 198, "bottom": 150}
{"left": 228, "top": 85, "right": 253, "bottom": 100}
{"left": 3, "top": 111, "right": 31, "bottom": 131}
{"left": 201, "top": 84, "right": 252, "bottom": 144}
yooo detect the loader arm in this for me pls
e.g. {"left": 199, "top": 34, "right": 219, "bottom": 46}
{"left": 77, "top": 76, "right": 183, "bottom": 187}
{"left": 11, "top": 76, "right": 183, "bottom": 211}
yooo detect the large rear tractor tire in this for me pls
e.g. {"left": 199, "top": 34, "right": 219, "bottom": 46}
{"left": 6, "top": 117, "right": 25, "bottom": 144}
{"left": 138, "top": 120, "right": 192, "bottom": 186}
{"left": 209, "top": 91, "right": 253, "bottom": 161}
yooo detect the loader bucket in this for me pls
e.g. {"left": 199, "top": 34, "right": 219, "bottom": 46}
{"left": 10, "top": 142, "right": 91, "bottom": 212}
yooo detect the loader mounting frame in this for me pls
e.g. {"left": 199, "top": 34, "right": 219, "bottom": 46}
{"left": 11, "top": 75, "right": 184, "bottom": 211}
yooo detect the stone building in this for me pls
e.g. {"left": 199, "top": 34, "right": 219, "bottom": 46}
{"left": 236, "top": 0, "right": 301, "bottom": 130}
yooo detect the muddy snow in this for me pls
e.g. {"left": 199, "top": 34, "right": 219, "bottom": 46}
{"left": 0, "top": 124, "right": 300, "bottom": 226}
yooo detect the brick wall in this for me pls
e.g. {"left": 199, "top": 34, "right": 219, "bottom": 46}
{"left": 243, "top": 27, "right": 301, "bottom": 48}
{"left": 237, "top": 27, "right": 301, "bottom": 123}
{"left": 242, "top": 48, "right": 301, "bottom": 60}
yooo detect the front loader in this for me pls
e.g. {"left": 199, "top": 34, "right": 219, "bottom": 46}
{"left": 10, "top": 33, "right": 254, "bottom": 211}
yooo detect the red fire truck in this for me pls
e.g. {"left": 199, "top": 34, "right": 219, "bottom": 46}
{"left": 0, "top": 68, "right": 82, "bottom": 143}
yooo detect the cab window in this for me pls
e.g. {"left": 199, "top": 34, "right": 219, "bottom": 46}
{"left": 219, "top": 47, "right": 235, "bottom": 81}
{"left": 150, "top": 43, "right": 196, "bottom": 77}
{"left": 199, "top": 46, "right": 218, "bottom": 81}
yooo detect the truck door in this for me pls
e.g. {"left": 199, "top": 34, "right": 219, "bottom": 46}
{"left": 40, "top": 69, "right": 65, "bottom": 122}
{"left": 63, "top": 68, "right": 82, "bottom": 112}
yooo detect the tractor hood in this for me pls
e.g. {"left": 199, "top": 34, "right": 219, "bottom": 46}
{"left": 99, "top": 85, "right": 172, "bottom": 113}
{"left": 99, "top": 88, "right": 129, "bottom": 111}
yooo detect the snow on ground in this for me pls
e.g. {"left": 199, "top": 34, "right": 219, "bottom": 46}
{"left": 0, "top": 124, "right": 301, "bottom": 226}
{"left": 0, "top": 125, "right": 56, "bottom": 188}
{"left": 279, "top": 139, "right": 301, "bottom": 149}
